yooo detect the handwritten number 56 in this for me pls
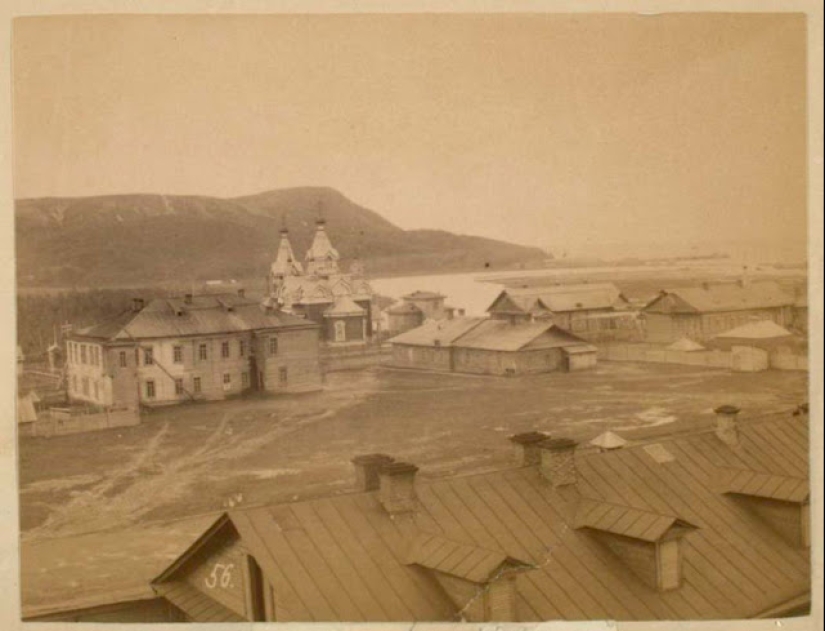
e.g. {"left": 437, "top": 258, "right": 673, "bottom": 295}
{"left": 205, "top": 563, "right": 234, "bottom": 589}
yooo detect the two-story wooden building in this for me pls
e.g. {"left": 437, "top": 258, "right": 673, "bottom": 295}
{"left": 66, "top": 292, "right": 322, "bottom": 408}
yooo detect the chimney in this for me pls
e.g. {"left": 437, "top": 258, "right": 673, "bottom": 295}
{"left": 539, "top": 438, "right": 578, "bottom": 487}
{"left": 509, "top": 431, "right": 550, "bottom": 466}
{"left": 184, "top": 293, "right": 193, "bottom": 305}
{"left": 378, "top": 461, "right": 418, "bottom": 514}
{"left": 352, "top": 453, "right": 394, "bottom": 491}
{"left": 132, "top": 298, "right": 145, "bottom": 312}
{"left": 714, "top": 405, "right": 741, "bottom": 447}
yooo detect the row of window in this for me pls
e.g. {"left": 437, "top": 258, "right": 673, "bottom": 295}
{"left": 143, "top": 368, "right": 287, "bottom": 398}
{"left": 70, "top": 375, "right": 101, "bottom": 401}
{"left": 68, "top": 342, "right": 102, "bottom": 368}
{"left": 120, "top": 337, "right": 279, "bottom": 368}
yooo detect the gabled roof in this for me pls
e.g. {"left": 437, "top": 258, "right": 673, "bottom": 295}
{"left": 450, "top": 320, "right": 591, "bottom": 352}
{"left": 324, "top": 296, "right": 366, "bottom": 317}
{"left": 72, "top": 295, "right": 317, "bottom": 341}
{"left": 712, "top": 320, "right": 793, "bottom": 341}
{"left": 574, "top": 499, "right": 697, "bottom": 542}
{"left": 667, "top": 337, "right": 705, "bottom": 352}
{"left": 405, "top": 532, "right": 532, "bottom": 583}
{"left": 488, "top": 283, "right": 625, "bottom": 315}
{"left": 643, "top": 282, "right": 793, "bottom": 314}
{"left": 388, "top": 317, "right": 485, "bottom": 347}
{"left": 389, "top": 317, "right": 592, "bottom": 353}
{"left": 151, "top": 412, "right": 810, "bottom": 622}
{"left": 719, "top": 468, "right": 809, "bottom": 503}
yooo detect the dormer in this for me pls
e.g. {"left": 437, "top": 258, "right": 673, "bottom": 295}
{"left": 405, "top": 532, "right": 533, "bottom": 621}
{"left": 720, "top": 467, "right": 810, "bottom": 548}
{"left": 575, "top": 499, "right": 698, "bottom": 591}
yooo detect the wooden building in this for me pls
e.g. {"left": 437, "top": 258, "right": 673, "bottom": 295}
{"left": 66, "top": 292, "right": 322, "bottom": 408}
{"left": 486, "top": 283, "right": 637, "bottom": 342}
{"left": 389, "top": 317, "right": 597, "bottom": 375}
{"left": 385, "top": 290, "right": 465, "bottom": 337}
{"left": 642, "top": 281, "right": 795, "bottom": 344}
{"left": 142, "top": 408, "right": 809, "bottom": 622}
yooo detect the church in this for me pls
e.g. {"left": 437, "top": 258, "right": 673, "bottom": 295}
{"left": 268, "top": 217, "right": 374, "bottom": 347}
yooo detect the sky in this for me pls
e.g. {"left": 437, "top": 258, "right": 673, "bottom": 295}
{"left": 12, "top": 13, "right": 808, "bottom": 258}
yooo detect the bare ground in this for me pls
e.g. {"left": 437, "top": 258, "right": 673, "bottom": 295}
{"left": 19, "top": 363, "right": 807, "bottom": 541}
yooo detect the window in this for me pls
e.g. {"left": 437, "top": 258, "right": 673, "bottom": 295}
{"left": 80, "top": 345, "right": 87, "bottom": 364}
{"left": 94, "top": 381, "right": 99, "bottom": 400}
{"left": 269, "top": 337, "right": 278, "bottom": 356}
{"left": 334, "top": 320, "right": 346, "bottom": 342}
{"left": 193, "top": 377, "right": 202, "bottom": 393}
{"left": 221, "top": 341, "right": 230, "bottom": 358}
{"left": 242, "top": 371, "right": 249, "bottom": 388}
{"left": 173, "top": 345, "right": 183, "bottom": 364}
{"left": 119, "top": 351, "right": 127, "bottom": 368}
{"left": 72, "top": 375, "right": 77, "bottom": 392}
{"left": 198, "top": 343, "right": 208, "bottom": 361}
{"left": 278, "top": 367, "right": 288, "bottom": 385}
{"left": 175, "top": 378, "right": 184, "bottom": 395}
{"left": 144, "top": 347, "right": 154, "bottom": 366}
{"left": 239, "top": 340, "right": 246, "bottom": 357}
{"left": 223, "top": 373, "right": 231, "bottom": 384}
{"left": 82, "top": 377, "right": 89, "bottom": 396}
{"left": 146, "top": 380, "right": 156, "bottom": 398}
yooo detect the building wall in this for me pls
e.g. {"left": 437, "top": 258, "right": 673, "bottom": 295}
{"left": 738, "top": 496, "right": 806, "bottom": 548}
{"left": 387, "top": 311, "right": 423, "bottom": 336}
{"left": 324, "top": 315, "right": 366, "bottom": 344}
{"left": 452, "top": 347, "right": 566, "bottom": 375}
{"left": 406, "top": 297, "right": 445, "bottom": 320}
{"left": 644, "top": 307, "right": 793, "bottom": 343}
{"left": 254, "top": 328, "right": 322, "bottom": 393}
{"left": 127, "top": 333, "right": 256, "bottom": 405}
{"left": 66, "top": 339, "right": 111, "bottom": 406}
{"left": 592, "top": 531, "right": 658, "bottom": 590}
{"left": 566, "top": 351, "right": 598, "bottom": 371}
{"left": 391, "top": 344, "right": 453, "bottom": 371}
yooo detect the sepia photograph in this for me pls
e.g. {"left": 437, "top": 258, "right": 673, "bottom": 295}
{"left": 5, "top": 5, "right": 822, "bottom": 628}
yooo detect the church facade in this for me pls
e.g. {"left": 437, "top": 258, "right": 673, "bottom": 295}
{"left": 268, "top": 219, "right": 374, "bottom": 347}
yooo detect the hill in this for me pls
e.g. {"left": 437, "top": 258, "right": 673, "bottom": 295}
{"left": 15, "top": 187, "right": 549, "bottom": 287}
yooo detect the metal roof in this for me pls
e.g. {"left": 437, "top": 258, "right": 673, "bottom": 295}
{"left": 720, "top": 468, "right": 809, "bottom": 503}
{"left": 644, "top": 282, "right": 794, "bottom": 314}
{"left": 152, "top": 412, "right": 810, "bottom": 622}
{"left": 405, "top": 532, "right": 530, "bottom": 583}
{"left": 72, "top": 295, "right": 317, "bottom": 341}
{"left": 574, "top": 499, "right": 695, "bottom": 542}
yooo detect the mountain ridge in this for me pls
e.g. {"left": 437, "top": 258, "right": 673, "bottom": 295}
{"left": 15, "top": 187, "right": 549, "bottom": 287}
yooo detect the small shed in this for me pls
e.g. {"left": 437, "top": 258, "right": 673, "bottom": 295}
{"left": 667, "top": 337, "right": 705, "bottom": 352}
{"left": 708, "top": 320, "right": 794, "bottom": 351}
